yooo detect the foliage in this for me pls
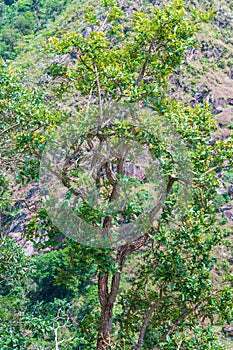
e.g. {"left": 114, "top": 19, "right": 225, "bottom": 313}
{"left": 0, "top": 237, "right": 99, "bottom": 349}
{"left": 0, "top": 0, "right": 71, "bottom": 59}
{"left": 0, "top": 61, "right": 66, "bottom": 183}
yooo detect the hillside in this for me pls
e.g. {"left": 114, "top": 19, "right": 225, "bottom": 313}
{"left": 0, "top": 0, "right": 72, "bottom": 59}
{"left": 1, "top": 0, "right": 232, "bottom": 133}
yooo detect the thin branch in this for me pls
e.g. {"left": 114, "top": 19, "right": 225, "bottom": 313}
{"left": 86, "top": 86, "right": 94, "bottom": 113}
{"left": 134, "top": 284, "right": 166, "bottom": 350}
{"left": 93, "top": 60, "right": 103, "bottom": 125}
{"left": 202, "top": 164, "right": 230, "bottom": 176}
{"left": 0, "top": 197, "right": 35, "bottom": 213}
{"left": 149, "top": 175, "right": 178, "bottom": 226}
{"left": 136, "top": 41, "right": 154, "bottom": 87}
{"left": 135, "top": 300, "right": 162, "bottom": 350}
{"left": 157, "top": 289, "right": 223, "bottom": 348}
{"left": 77, "top": 48, "right": 95, "bottom": 73}
{"left": 0, "top": 123, "right": 20, "bottom": 136}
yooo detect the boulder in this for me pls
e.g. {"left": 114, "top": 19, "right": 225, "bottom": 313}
{"left": 222, "top": 326, "right": 233, "bottom": 338}
{"left": 227, "top": 98, "right": 233, "bottom": 106}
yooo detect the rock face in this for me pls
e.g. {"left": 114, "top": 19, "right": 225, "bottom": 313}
{"left": 217, "top": 203, "right": 233, "bottom": 220}
{"left": 3, "top": 182, "right": 41, "bottom": 255}
{"left": 194, "top": 85, "right": 212, "bottom": 104}
{"left": 223, "top": 210, "right": 233, "bottom": 220}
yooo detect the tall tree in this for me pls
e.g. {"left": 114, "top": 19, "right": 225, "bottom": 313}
{"left": 1, "top": 1, "right": 233, "bottom": 349}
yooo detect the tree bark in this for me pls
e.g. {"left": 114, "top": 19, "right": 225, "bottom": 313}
{"left": 97, "top": 273, "right": 113, "bottom": 349}
{"left": 96, "top": 234, "right": 149, "bottom": 349}
{"left": 97, "top": 293, "right": 114, "bottom": 349}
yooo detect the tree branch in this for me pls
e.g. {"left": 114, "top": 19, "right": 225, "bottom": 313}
{"left": 136, "top": 42, "right": 153, "bottom": 87}
{"left": 93, "top": 60, "right": 103, "bottom": 125}
{"left": 0, "top": 123, "right": 20, "bottom": 136}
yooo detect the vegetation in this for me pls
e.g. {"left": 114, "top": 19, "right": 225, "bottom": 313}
{"left": 0, "top": 0, "right": 233, "bottom": 349}
{"left": 0, "top": 0, "right": 71, "bottom": 59}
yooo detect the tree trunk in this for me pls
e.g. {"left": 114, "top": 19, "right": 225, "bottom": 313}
{"left": 97, "top": 298, "right": 114, "bottom": 349}
{"left": 96, "top": 236, "right": 150, "bottom": 349}
{"left": 96, "top": 273, "right": 117, "bottom": 350}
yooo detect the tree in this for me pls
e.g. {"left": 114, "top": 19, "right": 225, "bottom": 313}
{"left": 1, "top": 0, "right": 233, "bottom": 349}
